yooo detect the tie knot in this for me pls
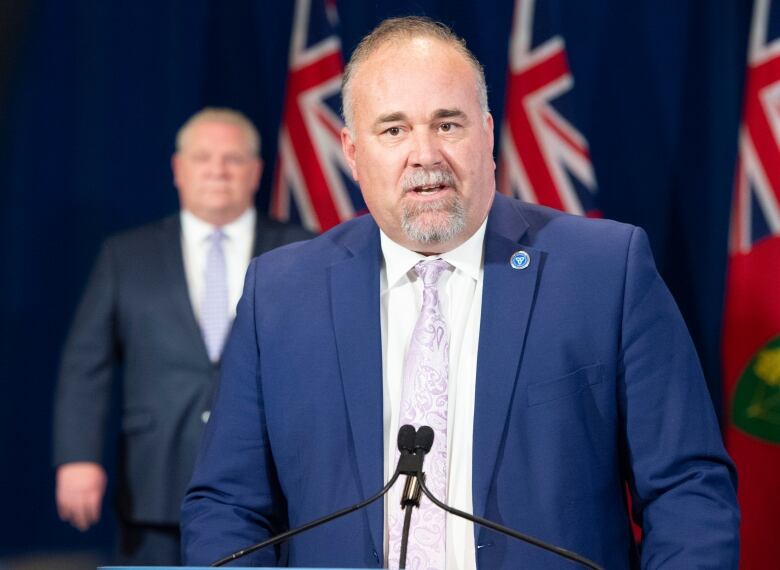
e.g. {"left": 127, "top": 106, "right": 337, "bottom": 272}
{"left": 414, "top": 259, "right": 450, "bottom": 288}
{"left": 208, "top": 228, "right": 226, "bottom": 244}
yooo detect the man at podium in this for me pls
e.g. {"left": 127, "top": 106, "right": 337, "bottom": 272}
{"left": 181, "top": 17, "right": 739, "bottom": 569}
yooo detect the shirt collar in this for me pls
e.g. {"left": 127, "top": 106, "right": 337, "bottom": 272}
{"left": 180, "top": 207, "right": 256, "bottom": 243}
{"left": 380, "top": 217, "right": 487, "bottom": 291}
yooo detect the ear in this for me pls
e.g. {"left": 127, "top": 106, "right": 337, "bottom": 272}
{"left": 340, "top": 127, "right": 359, "bottom": 181}
{"left": 485, "top": 113, "right": 496, "bottom": 171}
{"left": 485, "top": 113, "right": 495, "bottom": 153}
{"left": 251, "top": 157, "right": 263, "bottom": 194}
{"left": 171, "top": 153, "right": 181, "bottom": 186}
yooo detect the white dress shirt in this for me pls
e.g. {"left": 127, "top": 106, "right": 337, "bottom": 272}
{"left": 180, "top": 208, "right": 256, "bottom": 322}
{"left": 381, "top": 218, "right": 487, "bottom": 570}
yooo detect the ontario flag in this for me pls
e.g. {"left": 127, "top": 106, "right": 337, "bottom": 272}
{"left": 270, "top": 0, "right": 365, "bottom": 233}
{"left": 723, "top": 0, "right": 780, "bottom": 567}
{"left": 498, "top": 0, "right": 598, "bottom": 216}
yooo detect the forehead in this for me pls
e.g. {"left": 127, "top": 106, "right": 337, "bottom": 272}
{"left": 182, "top": 120, "right": 248, "bottom": 150}
{"left": 351, "top": 37, "right": 480, "bottom": 121}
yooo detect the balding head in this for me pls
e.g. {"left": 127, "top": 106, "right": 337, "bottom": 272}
{"left": 176, "top": 107, "right": 261, "bottom": 156}
{"left": 341, "top": 16, "right": 489, "bottom": 137}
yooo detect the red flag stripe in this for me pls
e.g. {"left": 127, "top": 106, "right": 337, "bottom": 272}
{"left": 283, "top": 100, "right": 341, "bottom": 230}
{"left": 541, "top": 107, "right": 591, "bottom": 162}
{"left": 505, "top": 73, "right": 567, "bottom": 210}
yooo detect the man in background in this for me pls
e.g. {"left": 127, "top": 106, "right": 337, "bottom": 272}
{"left": 53, "top": 108, "right": 311, "bottom": 565}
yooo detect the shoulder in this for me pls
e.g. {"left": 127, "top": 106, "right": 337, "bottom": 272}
{"left": 495, "top": 195, "right": 641, "bottom": 257}
{"left": 251, "top": 214, "right": 378, "bottom": 280}
{"left": 101, "top": 214, "right": 179, "bottom": 255}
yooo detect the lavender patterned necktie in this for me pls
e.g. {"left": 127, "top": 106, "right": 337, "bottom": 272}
{"left": 200, "top": 229, "right": 229, "bottom": 362}
{"left": 389, "top": 259, "right": 451, "bottom": 570}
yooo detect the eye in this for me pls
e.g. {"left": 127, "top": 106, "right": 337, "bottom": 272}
{"left": 439, "top": 122, "right": 459, "bottom": 133}
{"left": 225, "top": 154, "right": 248, "bottom": 166}
{"left": 383, "top": 126, "right": 402, "bottom": 137}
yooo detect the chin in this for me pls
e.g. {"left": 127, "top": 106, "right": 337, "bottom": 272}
{"left": 402, "top": 213, "right": 465, "bottom": 246}
{"left": 401, "top": 196, "right": 466, "bottom": 246}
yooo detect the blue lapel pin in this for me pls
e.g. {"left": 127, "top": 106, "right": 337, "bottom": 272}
{"left": 510, "top": 250, "right": 530, "bottom": 270}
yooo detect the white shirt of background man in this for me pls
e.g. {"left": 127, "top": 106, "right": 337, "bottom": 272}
{"left": 180, "top": 207, "right": 256, "bottom": 321}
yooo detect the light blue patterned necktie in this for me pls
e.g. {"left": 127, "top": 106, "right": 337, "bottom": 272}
{"left": 389, "top": 258, "right": 451, "bottom": 570}
{"left": 200, "top": 229, "right": 229, "bottom": 362}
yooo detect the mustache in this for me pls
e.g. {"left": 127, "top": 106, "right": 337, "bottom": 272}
{"left": 401, "top": 168, "right": 456, "bottom": 192}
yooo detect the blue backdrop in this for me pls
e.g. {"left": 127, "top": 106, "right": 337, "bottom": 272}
{"left": 0, "top": 0, "right": 751, "bottom": 558}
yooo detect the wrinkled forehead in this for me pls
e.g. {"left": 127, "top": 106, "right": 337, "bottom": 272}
{"left": 350, "top": 37, "right": 482, "bottom": 122}
{"left": 354, "top": 36, "right": 479, "bottom": 88}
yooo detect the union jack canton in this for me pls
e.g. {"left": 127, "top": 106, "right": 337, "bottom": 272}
{"left": 270, "top": 0, "right": 365, "bottom": 233}
{"left": 499, "top": 0, "right": 599, "bottom": 216}
{"left": 730, "top": 0, "right": 780, "bottom": 253}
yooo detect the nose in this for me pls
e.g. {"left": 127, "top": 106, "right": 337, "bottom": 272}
{"left": 408, "top": 129, "right": 443, "bottom": 168}
{"left": 206, "top": 156, "right": 230, "bottom": 179}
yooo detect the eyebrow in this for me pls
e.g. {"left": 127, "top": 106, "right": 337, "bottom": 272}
{"left": 432, "top": 108, "right": 466, "bottom": 121}
{"left": 374, "top": 112, "right": 407, "bottom": 128}
{"left": 373, "top": 108, "right": 468, "bottom": 129}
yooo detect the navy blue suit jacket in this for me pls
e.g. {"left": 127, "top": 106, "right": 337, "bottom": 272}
{"left": 182, "top": 194, "right": 739, "bottom": 568}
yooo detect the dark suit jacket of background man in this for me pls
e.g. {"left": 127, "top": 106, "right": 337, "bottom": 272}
{"left": 53, "top": 213, "right": 312, "bottom": 525}
{"left": 182, "top": 194, "right": 739, "bottom": 569}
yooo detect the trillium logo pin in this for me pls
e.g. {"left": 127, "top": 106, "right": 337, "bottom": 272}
{"left": 510, "top": 250, "right": 531, "bottom": 270}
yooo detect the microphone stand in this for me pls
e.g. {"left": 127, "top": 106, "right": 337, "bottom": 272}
{"left": 398, "top": 502, "right": 414, "bottom": 568}
{"left": 415, "top": 474, "right": 605, "bottom": 570}
{"left": 211, "top": 469, "right": 401, "bottom": 566}
{"left": 398, "top": 464, "right": 425, "bottom": 569}
{"left": 211, "top": 425, "right": 419, "bottom": 567}
{"left": 211, "top": 424, "right": 603, "bottom": 569}
{"left": 397, "top": 428, "right": 431, "bottom": 569}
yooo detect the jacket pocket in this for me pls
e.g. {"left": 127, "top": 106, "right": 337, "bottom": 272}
{"left": 527, "top": 363, "right": 604, "bottom": 407}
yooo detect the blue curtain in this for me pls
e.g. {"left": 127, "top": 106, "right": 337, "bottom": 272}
{"left": 0, "top": 0, "right": 751, "bottom": 556}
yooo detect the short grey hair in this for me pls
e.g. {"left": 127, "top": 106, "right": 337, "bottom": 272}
{"left": 341, "top": 16, "right": 490, "bottom": 134}
{"left": 175, "top": 107, "right": 261, "bottom": 155}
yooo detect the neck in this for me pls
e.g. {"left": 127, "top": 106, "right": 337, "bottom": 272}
{"left": 188, "top": 207, "right": 251, "bottom": 227}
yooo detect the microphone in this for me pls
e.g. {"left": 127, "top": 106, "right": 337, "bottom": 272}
{"left": 409, "top": 425, "right": 604, "bottom": 570}
{"left": 398, "top": 423, "right": 417, "bottom": 455}
{"left": 210, "top": 425, "right": 415, "bottom": 567}
{"left": 399, "top": 425, "right": 430, "bottom": 507}
{"left": 414, "top": 425, "right": 434, "bottom": 454}
{"left": 398, "top": 426, "right": 434, "bottom": 569}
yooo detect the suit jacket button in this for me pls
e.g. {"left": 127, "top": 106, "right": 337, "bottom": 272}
{"left": 201, "top": 411, "right": 211, "bottom": 423}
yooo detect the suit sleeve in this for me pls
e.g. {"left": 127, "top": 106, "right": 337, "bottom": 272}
{"left": 181, "top": 258, "right": 287, "bottom": 567}
{"left": 52, "top": 240, "right": 119, "bottom": 466}
{"left": 618, "top": 227, "right": 739, "bottom": 567}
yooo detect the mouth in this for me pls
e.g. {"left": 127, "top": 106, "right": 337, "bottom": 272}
{"left": 401, "top": 167, "right": 457, "bottom": 201}
{"left": 202, "top": 184, "right": 231, "bottom": 193}
{"left": 415, "top": 184, "right": 444, "bottom": 195}
{"left": 407, "top": 184, "right": 451, "bottom": 197}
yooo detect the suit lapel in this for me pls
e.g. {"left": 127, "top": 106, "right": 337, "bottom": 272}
{"left": 472, "top": 196, "right": 542, "bottom": 525}
{"left": 159, "top": 216, "right": 211, "bottom": 365}
{"left": 328, "top": 222, "right": 384, "bottom": 555}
